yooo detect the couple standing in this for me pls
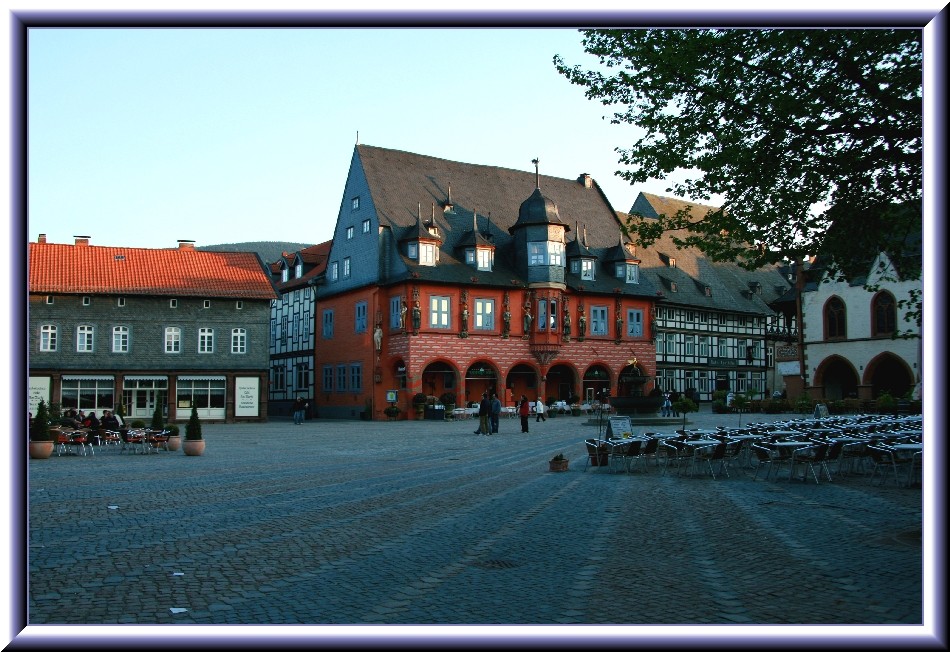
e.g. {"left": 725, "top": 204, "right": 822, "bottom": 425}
{"left": 475, "top": 392, "right": 501, "bottom": 435}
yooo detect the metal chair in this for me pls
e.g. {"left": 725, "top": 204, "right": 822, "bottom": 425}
{"left": 866, "top": 445, "right": 913, "bottom": 487}
{"left": 790, "top": 443, "right": 832, "bottom": 484}
{"left": 584, "top": 439, "right": 609, "bottom": 472}
{"left": 751, "top": 444, "right": 778, "bottom": 481}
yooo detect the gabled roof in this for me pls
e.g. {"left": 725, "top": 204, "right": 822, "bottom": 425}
{"left": 29, "top": 242, "right": 278, "bottom": 299}
{"left": 621, "top": 192, "right": 791, "bottom": 314}
{"left": 355, "top": 145, "right": 658, "bottom": 297}
{"left": 275, "top": 241, "right": 332, "bottom": 291}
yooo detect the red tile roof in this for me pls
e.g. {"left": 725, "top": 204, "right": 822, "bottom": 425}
{"left": 28, "top": 243, "right": 279, "bottom": 299}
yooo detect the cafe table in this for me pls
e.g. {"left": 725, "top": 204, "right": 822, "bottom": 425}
{"left": 762, "top": 440, "right": 812, "bottom": 479}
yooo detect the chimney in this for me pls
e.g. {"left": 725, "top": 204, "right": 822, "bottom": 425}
{"left": 177, "top": 240, "right": 195, "bottom": 250}
{"left": 73, "top": 235, "right": 90, "bottom": 246}
{"left": 37, "top": 234, "right": 47, "bottom": 244}
{"left": 578, "top": 173, "right": 592, "bottom": 188}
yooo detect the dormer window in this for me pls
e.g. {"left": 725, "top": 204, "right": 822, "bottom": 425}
{"left": 476, "top": 248, "right": 493, "bottom": 271}
{"left": 581, "top": 259, "right": 595, "bottom": 281}
{"left": 615, "top": 263, "right": 639, "bottom": 284}
{"left": 705, "top": 286, "right": 712, "bottom": 297}
{"left": 408, "top": 242, "right": 418, "bottom": 259}
{"left": 419, "top": 243, "right": 437, "bottom": 266}
{"left": 281, "top": 268, "right": 289, "bottom": 282}
{"left": 426, "top": 224, "right": 440, "bottom": 238}
{"left": 351, "top": 196, "right": 360, "bottom": 211}
{"left": 295, "top": 263, "right": 303, "bottom": 278}
{"left": 669, "top": 257, "right": 676, "bottom": 268}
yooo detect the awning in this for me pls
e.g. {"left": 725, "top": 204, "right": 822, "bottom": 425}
{"left": 177, "top": 376, "right": 227, "bottom": 381}
{"left": 123, "top": 376, "right": 168, "bottom": 381}
{"left": 61, "top": 375, "right": 114, "bottom": 381}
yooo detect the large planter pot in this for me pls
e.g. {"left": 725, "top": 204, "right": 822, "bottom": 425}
{"left": 549, "top": 458, "right": 570, "bottom": 472}
{"left": 166, "top": 435, "right": 181, "bottom": 452}
{"left": 182, "top": 439, "right": 206, "bottom": 456}
{"left": 29, "top": 441, "right": 55, "bottom": 459}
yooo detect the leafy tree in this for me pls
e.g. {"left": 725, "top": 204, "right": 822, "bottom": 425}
{"left": 554, "top": 29, "right": 922, "bottom": 319}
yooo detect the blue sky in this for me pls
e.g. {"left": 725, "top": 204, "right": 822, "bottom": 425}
{"left": 27, "top": 27, "right": 689, "bottom": 252}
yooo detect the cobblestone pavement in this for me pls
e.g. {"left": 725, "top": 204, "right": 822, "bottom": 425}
{"left": 23, "top": 408, "right": 931, "bottom": 645}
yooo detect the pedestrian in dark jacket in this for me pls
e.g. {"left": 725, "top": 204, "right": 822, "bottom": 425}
{"left": 518, "top": 395, "right": 531, "bottom": 433}
{"left": 475, "top": 392, "right": 491, "bottom": 435}
{"left": 490, "top": 393, "right": 502, "bottom": 434}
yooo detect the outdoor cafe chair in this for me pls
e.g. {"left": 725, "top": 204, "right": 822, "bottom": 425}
{"left": 751, "top": 444, "right": 778, "bottom": 481}
{"left": 64, "top": 430, "right": 93, "bottom": 456}
{"left": 634, "top": 436, "right": 660, "bottom": 471}
{"left": 120, "top": 429, "right": 148, "bottom": 454}
{"left": 584, "top": 439, "right": 609, "bottom": 472}
{"left": 866, "top": 445, "right": 913, "bottom": 487}
{"left": 789, "top": 442, "right": 832, "bottom": 484}
{"left": 660, "top": 440, "right": 691, "bottom": 476}
{"left": 696, "top": 441, "right": 730, "bottom": 479}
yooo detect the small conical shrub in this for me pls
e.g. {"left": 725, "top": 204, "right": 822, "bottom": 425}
{"left": 31, "top": 400, "right": 53, "bottom": 441}
{"left": 185, "top": 405, "right": 202, "bottom": 440}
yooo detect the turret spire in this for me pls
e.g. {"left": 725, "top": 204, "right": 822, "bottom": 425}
{"left": 531, "top": 158, "right": 540, "bottom": 189}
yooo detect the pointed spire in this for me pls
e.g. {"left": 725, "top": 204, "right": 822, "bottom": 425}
{"left": 431, "top": 202, "right": 435, "bottom": 221}
{"left": 447, "top": 183, "right": 453, "bottom": 204}
{"left": 531, "top": 158, "right": 540, "bottom": 189}
{"left": 418, "top": 202, "right": 422, "bottom": 224}
{"left": 473, "top": 211, "right": 478, "bottom": 231}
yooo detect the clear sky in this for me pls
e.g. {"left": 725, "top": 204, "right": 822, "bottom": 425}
{"left": 27, "top": 27, "right": 690, "bottom": 253}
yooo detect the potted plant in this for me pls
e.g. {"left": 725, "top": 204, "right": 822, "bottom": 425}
{"left": 151, "top": 405, "right": 164, "bottom": 431}
{"left": 440, "top": 392, "right": 457, "bottom": 420}
{"left": 875, "top": 391, "right": 897, "bottom": 415}
{"left": 29, "top": 399, "right": 56, "bottom": 459}
{"left": 731, "top": 393, "right": 750, "bottom": 426}
{"left": 183, "top": 405, "right": 205, "bottom": 456}
{"left": 165, "top": 423, "right": 181, "bottom": 451}
{"left": 546, "top": 397, "right": 557, "bottom": 419}
{"left": 384, "top": 405, "right": 401, "bottom": 420}
{"left": 412, "top": 392, "right": 428, "bottom": 418}
{"left": 549, "top": 452, "right": 570, "bottom": 472}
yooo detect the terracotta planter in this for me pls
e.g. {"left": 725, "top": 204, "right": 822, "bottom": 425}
{"left": 29, "top": 441, "right": 55, "bottom": 460}
{"left": 549, "top": 458, "right": 570, "bottom": 472}
{"left": 165, "top": 435, "right": 181, "bottom": 452}
{"left": 182, "top": 439, "right": 205, "bottom": 456}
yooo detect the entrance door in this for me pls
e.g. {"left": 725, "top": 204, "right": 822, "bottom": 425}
{"left": 133, "top": 389, "right": 157, "bottom": 419}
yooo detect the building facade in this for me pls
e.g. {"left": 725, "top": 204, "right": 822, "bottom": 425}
{"left": 307, "top": 145, "right": 790, "bottom": 420}
{"left": 28, "top": 236, "right": 278, "bottom": 423}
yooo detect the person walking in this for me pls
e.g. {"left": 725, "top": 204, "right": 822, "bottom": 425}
{"left": 475, "top": 392, "right": 491, "bottom": 435}
{"left": 292, "top": 397, "right": 308, "bottom": 425}
{"left": 670, "top": 389, "right": 680, "bottom": 417}
{"left": 535, "top": 396, "right": 546, "bottom": 422}
{"left": 490, "top": 392, "right": 502, "bottom": 434}
{"left": 518, "top": 394, "right": 531, "bottom": 433}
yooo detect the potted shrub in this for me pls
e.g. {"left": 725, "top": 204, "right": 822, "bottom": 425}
{"left": 384, "top": 405, "right": 401, "bottom": 420}
{"left": 165, "top": 423, "right": 181, "bottom": 451}
{"left": 440, "top": 392, "right": 457, "bottom": 419}
{"left": 549, "top": 452, "right": 570, "bottom": 472}
{"left": 412, "top": 392, "right": 428, "bottom": 418}
{"left": 875, "top": 391, "right": 897, "bottom": 415}
{"left": 673, "top": 396, "right": 698, "bottom": 431}
{"left": 546, "top": 397, "right": 557, "bottom": 419}
{"left": 183, "top": 405, "right": 205, "bottom": 456}
{"left": 151, "top": 405, "right": 164, "bottom": 431}
{"left": 29, "top": 399, "right": 56, "bottom": 459}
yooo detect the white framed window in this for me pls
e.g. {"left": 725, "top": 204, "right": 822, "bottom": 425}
{"left": 330, "top": 261, "right": 339, "bottom": 281}
{"left": 272, "top": 364, "right": 286, "bottom": 391}
{"left": 476, "top": 248, "right": 492, "bottom": 271}
{"left": 117, "top": 297, "right": 126, "bottom": 307}
{"left": 528, "top": 242, "right": 546, "bottom": 265}
{"left": 537, "top": 300, "right": 547, "bottom": 331}
{"left": 474, "top": 299, "right": 494, "bottom": 330}
{"left": 684, "top": 334, "right": 695, "bottom": 355}
{"left": 590, "top": 306, "right": 607, "bottom": 335}
{"left": 295, "top": 262, "right": 303, "bottom": 278}
{"left": 346, "top": 226, "right": 354, "bottom": 240}
{"left": 547, "top": 242, "right": 563, "bottom": 266}
{"left": 165, "top": 327, "right": 181, "bottom": 353}
{"left": 627, "top": 309, "right": 643, "bottom": 337}
{"left": 46, "top": 296, "right": 54, "bottom": 304}
{"left": 281, "top": 267, "right": 289, "bottom": 282}
{"left": 343, "top": 257, "right": 351, "bottom": 278}
{"left": 236, "top": 300, "right": 244, "bottom": 310}
{"left": 76, "top": 325, "right": 94, "bottom": 352}
{"left": 40, "top": 325, "right": 57, "bottom": 351}
{"left": 203, "top": 299, "right": 211, "bottom": 309}
{"left": 112, "top": 326, "right": 129, "bottom": 353}
{"left": 430, "top": 296, "right": 450, "bottom": 328}
{"left": 336, "top": 364, "right": 347, "bottom": 392}
{"left": 297, "top": 362, "right": 311, "bottom": 390}
{"left": 408, "top": 242, "right": 418, "bottom": 259}
{"left": 231, "top": 328, "right": 247, "bottom": 354}
{"left": 170, "top": 299, "right": 178, "bottom": 308}
{"left": 718, "top": 337, "right": 729, "bottom": 358}
{"left": 420, "top": 243, "right": 437, "bottom": 266}
{"left": 362, "top": 219, "right": 370, "bottom": 233}
{"left": 665, "top": 333, "right": 676, "bottom": 355}
{"left": 82, "top": 296, "right": 91, "bottom": 306}
{"left": 351, "top": 196, "right": 360, "bottom": 211}
{"left": 581, "top": 259, "right": 594, "bottom": 280}
{"left": 198, "top": 327, "right": 214, "bottom": 353}
{"left": 625, "top": 264, "right": 639, "bottom": 284}
{"left": 699, "top": 336, "right": 710, "bottom": 357}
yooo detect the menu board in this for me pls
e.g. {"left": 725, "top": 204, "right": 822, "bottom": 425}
{"left": 606, "top": 416, "right": 634, "bottom": 439}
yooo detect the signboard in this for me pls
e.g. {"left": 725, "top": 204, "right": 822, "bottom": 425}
{"left": 777, "top": 361, "right": 802, "bottom": 376}
{"left": 386, "top": 390, "right": 398, "bottom": 403}
{"left": 28, "top": 377, "right": 51, "bottom": 415}
{"left": 234, "top": 377, "right": 259, "bottom": 417}
{"left": 606, "top": 416, "right": 634, "bottom": 439}
{"left": 813, "top": 403, "right": 829, "bottom": 419}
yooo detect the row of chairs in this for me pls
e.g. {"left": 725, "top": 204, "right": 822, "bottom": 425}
{"left": 751, "top": 440, "right": 921, "bottom": 487}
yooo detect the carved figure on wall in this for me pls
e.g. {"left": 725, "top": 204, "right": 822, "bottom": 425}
{"left": 563, "top": 311, "right": 571, "bottom": 336}
{"left": 400, "top": 301, "right": 408, "bottom": 329}
{"left": 412, "top": 301, "right": 422, "bottom": 331}
{"left": 578, "top": 312, "right": 587, "bottom": 338}
{"left": 523, "top": 303, "right": 533, "bottom": 338}
{"left": 460, "top": 303, "right": 469, "bottom": 337}
{"left": 502, "top": 308, "right": 511, "bottom": 336}
{"left": 373, "top": 324, "right": 383, "bottom": 352}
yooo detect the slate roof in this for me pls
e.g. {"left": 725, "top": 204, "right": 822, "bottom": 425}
{"left": 273, "top": 241, "right": 332, "bottom": 292}
{"left": 355, "top": 145, "right": 658, "bottom": 297}
{"left": 621, "top": 192, "right": 792, "bottom": 315}
{"left": 29, "top": 242, "right": 279, "bottom": 300}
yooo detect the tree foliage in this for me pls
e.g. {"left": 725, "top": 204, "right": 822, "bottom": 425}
{"left": 554, "top": 29, "right": 922, "bottom": 293}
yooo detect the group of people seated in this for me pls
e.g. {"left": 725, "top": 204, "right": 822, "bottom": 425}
{"left": 59, "top": 408, "right": 124, "bottom": 431}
